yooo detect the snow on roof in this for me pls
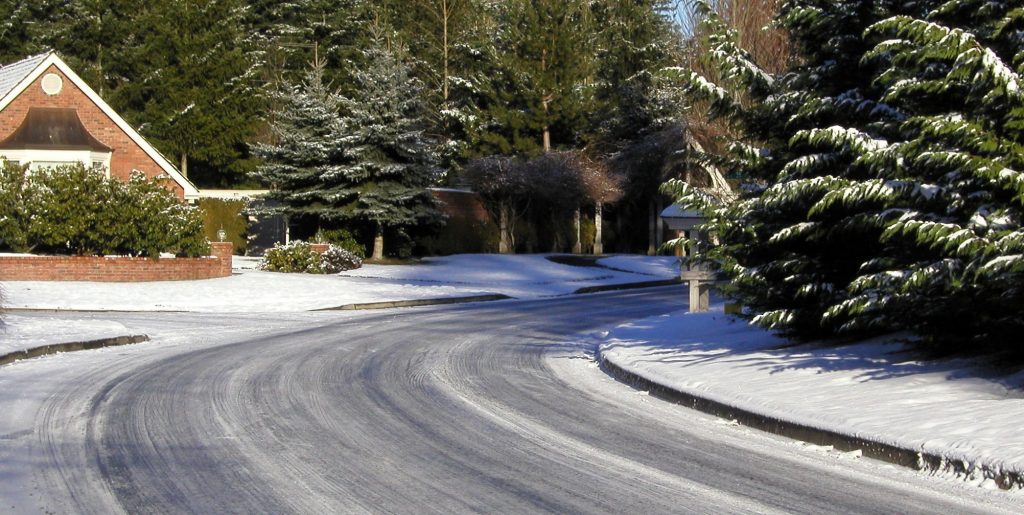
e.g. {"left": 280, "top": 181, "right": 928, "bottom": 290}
{"left": 0, "top": 53, "right": 49, "bottom": 100}
{"left": 660, "top": 203, "right": 703, "bottom": 219}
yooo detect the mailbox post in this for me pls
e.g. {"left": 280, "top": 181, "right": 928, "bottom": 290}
{"left": 660, "top": 206, "right": 714, "bottom": 313}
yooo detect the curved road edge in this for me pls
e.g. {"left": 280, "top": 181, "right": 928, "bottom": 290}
{"left": 0, "top": 335, "right": 149, "bottom": 367}
{"left": 596, "top": 347, "right": 1024, "bottom": 491}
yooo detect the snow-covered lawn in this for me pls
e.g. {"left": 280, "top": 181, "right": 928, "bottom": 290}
{"left": 0, "top": 253, "right": 677, "bottom": 313}
{"left": 597, "top": 309, "right": 1024, "bottom": 482}
{"left": 0, "top": 315, "right": 131, "bottom": 355}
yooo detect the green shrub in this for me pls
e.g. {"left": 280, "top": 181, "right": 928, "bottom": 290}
{"left": 314, "top": 227, "right": 366, "bottom": 258}
{"left": 0, "top": 164, "right": 208, "bottom": 257}
{"left": 259, "top": 240, "right": 362, "bottom": 273}
{"left": 0, "top": 162, "right": 40, "bottom": 252}
{"left": 198, "top": 199, "right": 248, "bottom": 254}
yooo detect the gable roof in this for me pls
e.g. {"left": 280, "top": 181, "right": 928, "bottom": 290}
{"left": 0, "top": 52, "right": 199, "bottom": 199}
{"left": 0, "top": 53, "right": 48, "bottom": 100}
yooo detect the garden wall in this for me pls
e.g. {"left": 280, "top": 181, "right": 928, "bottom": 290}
{"left": 0, "top": 242, "right": 233, "bottom": 282}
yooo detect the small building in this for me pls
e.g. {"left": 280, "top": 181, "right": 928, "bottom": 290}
{"left": 0, "top": 52, "right": 197, "bottom": 199}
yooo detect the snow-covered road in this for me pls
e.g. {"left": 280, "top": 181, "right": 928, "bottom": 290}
{"left": 0, "top": 289, "right": 1018, "bottom": 513}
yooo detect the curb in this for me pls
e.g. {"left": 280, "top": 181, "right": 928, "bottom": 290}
{"left": 0, "top": 334, "right": 150, "bottom": 367}
{"left": 572, "top": 278, "right": 683, "bottom": 294}
{"left": 596, "top": 348, "right": 1023, "bottom": 490}
{"left": 316, "top": 294, "right": 513, "bottom": 311}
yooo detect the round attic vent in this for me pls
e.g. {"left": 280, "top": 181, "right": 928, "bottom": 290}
{"left": 41, "top": 73, "right": 63, "bottom": 96}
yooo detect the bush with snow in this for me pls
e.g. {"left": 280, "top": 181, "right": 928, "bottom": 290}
{"left": 0, "top": 163, "right": 208, "bottom": 257}
{"left": 319, "top": 245, "right": 362, "bottom": 273}
{"left": 258, "top": 241, "right": 362, "bottom": 274}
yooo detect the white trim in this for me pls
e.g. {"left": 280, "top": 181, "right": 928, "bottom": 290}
{"left": 197, "top": 189, "right": 270, "bottom": 200}
{"left": 0, "top": 53, "right": 200, "bottom": 199}
{"left": 1, "top": 149, "right": 112, "bottom": 176}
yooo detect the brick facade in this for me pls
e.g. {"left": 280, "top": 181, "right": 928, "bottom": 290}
{"left": 0, "top": 64, "right": 184, "bottom": 198}
{"left": 430, "top": 189, "right": 491, "bottom": 223}
{"left": 0, "top": 242, "right": 233, "bottom": 282}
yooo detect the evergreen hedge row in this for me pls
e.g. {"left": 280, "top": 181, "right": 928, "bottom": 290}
{"left": 0, "top": 163, "right": 208, "bottom": 258}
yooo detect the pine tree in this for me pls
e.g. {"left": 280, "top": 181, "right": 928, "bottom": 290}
{"left": 43, "top": 0, "right": 137, "bottom": 97}
{"left": 250, "top": 61, "right": 348, "bottom": 227}
{"left": 469, "top": 0, "right": 598, "bottom": 156}
{"left": 663, "top": 0, "right": 933, "bottom": 339}
{"left": 823, "top": 0, "right": 1024, "bottom": 351}
{"left": 333, "top": 30, "right": 442, "bottom": 260}
{"left": 589, "top": 0, "right": 680, "bottom": 152}
{"left": 116, "top": 0, "right": 261, "bottom": 186}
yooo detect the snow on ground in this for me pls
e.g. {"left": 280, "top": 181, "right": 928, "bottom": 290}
{"left": 0, "top": 315, "right": 130, "bottom": 354}
{"left": 337, "top": 254, "right": 676, "bottom": 297}
{"left": 597, "top": 255, "right": 680, "bottom": 277}
{"left": 1, "top": 254, "right": 677, "bottom": 313}
{"left": 596, "top": 309, "right": 1024, "bottom": 479}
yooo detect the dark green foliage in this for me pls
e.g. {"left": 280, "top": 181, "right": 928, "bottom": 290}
{"left": 467, "top": 0, "right": 598, "bottom": 156}
{"left": 116, "top": 0, "right": 261, "bottom": 186}
{"left": 0, "top": 164, "right": 207, "bottom": 257}
{"left": 198, "top": 199, "right": 248, "bottom": 254}
{"left": 250, "top": 62, "right": 347, "bottom": 222}
{"left": 314, "top": 227, "right": 366, "bottom": 258}
{"left": 667, "top": 0, "right": 1024, "bottom": 358}
{"left": 331, "top": 31, "right": 443, "bottom": 256}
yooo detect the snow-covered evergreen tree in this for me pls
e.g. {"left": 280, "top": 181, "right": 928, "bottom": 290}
{"left": 823, "top": 0, "right": 1024, "bottom": 351}
{"left": 333, "top": 31, "right": 442, "bottom": 260}
{"left": 664, "top": 0, "right": 933, "bottom": 339}
{"left": 250, "top": 60, "right": 348, "bottom": 228}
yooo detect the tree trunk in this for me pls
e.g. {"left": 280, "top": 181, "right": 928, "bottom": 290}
{"left": 180, "top": 153, "right": 188, "bottom": 178}
{"left": 594, "top": 202, "right": 604, "bottom": 255}
{"left": 647, "top": 200, "right": 656, "bottom": 256}
{"left": 572, "top": 207, "right": 582, "bottom": 254}
{"left": 372, "top": 225, "right": 384, "bottom": 260}
{"left": 655, "top": 198, "right": 664, "bottom": 250}
{"left": 499, "top": 202, "right": 511, "bottom": 254}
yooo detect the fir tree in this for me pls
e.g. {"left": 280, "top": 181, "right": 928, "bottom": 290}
{"left": 469, "top": 0, "right": 598, "bottom": 156}
{"left": 250, "top": 60, "right": 348, "bottom": 228}
{"left": 823, "top": 0, "right": 1024, "bottom": 351}
{"left": 333, "top": 31, "right": 442, "bottom": 260}
{"left": 117, "top": 0, "right": 261, "bottom": 186}
{"left": 664, "top": 0, "right": 932, "bottom": 339}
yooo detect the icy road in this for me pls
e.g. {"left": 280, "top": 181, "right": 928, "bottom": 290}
{"left": 0, "top": 288, "right": 1018, "bottom": 513}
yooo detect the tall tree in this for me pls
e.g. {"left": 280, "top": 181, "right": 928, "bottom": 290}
{"left": 333, "top": 30, "right": 442, "bottom": 260}
{"left": 118, "top": 0, "right": 262, "bottom": 186}
{"left": 43, "top": 0, "right": 137, "bottom": 97}
{"left": 469, "top": 0, "right": 598, "bottom": 156}
{"left": 250, "top": 60, "right": 347, "bottom": 228}
{"left": 664, "top": 0, "right": 930, "bottom": 339}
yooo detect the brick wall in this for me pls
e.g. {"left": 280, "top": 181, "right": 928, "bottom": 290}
{"left": 430, "top": 189, "right": 491, "bottom": 223}
{"left": 0, "top": 242, "right": 233, "bottom": 282}
{"left": 0, "top": 65, "right": 185, "bottom": 199}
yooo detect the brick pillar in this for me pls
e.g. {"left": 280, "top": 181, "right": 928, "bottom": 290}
{"left": 209, "top": 241, "right": 234, "bottom": 277}
{"left": 310, "top": 243, "right": 329, "bottom": 255}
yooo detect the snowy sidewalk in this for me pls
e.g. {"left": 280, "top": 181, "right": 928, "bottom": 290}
{"left": 595, "top": 309, "right": 1024, "bottom": 489}
{"left": 0, "top": 315, "right": 135, "bottom": 355}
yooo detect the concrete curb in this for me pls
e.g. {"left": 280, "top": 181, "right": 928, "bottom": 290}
{"left": 0, "top": 334, "right": 150, "bottom": 367}
{"left": 596, "top": 348, "right": 1023, "bottom": 490}
{"left": 572, "top": 278, "right": 683, "bottom": 295}
{"left": 316, "top": 294, "right": 513, "bottom": 311}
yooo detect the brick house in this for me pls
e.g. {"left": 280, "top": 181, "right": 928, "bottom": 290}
{"left": 0, "top": 52, "right": 197, "bottom": 200}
